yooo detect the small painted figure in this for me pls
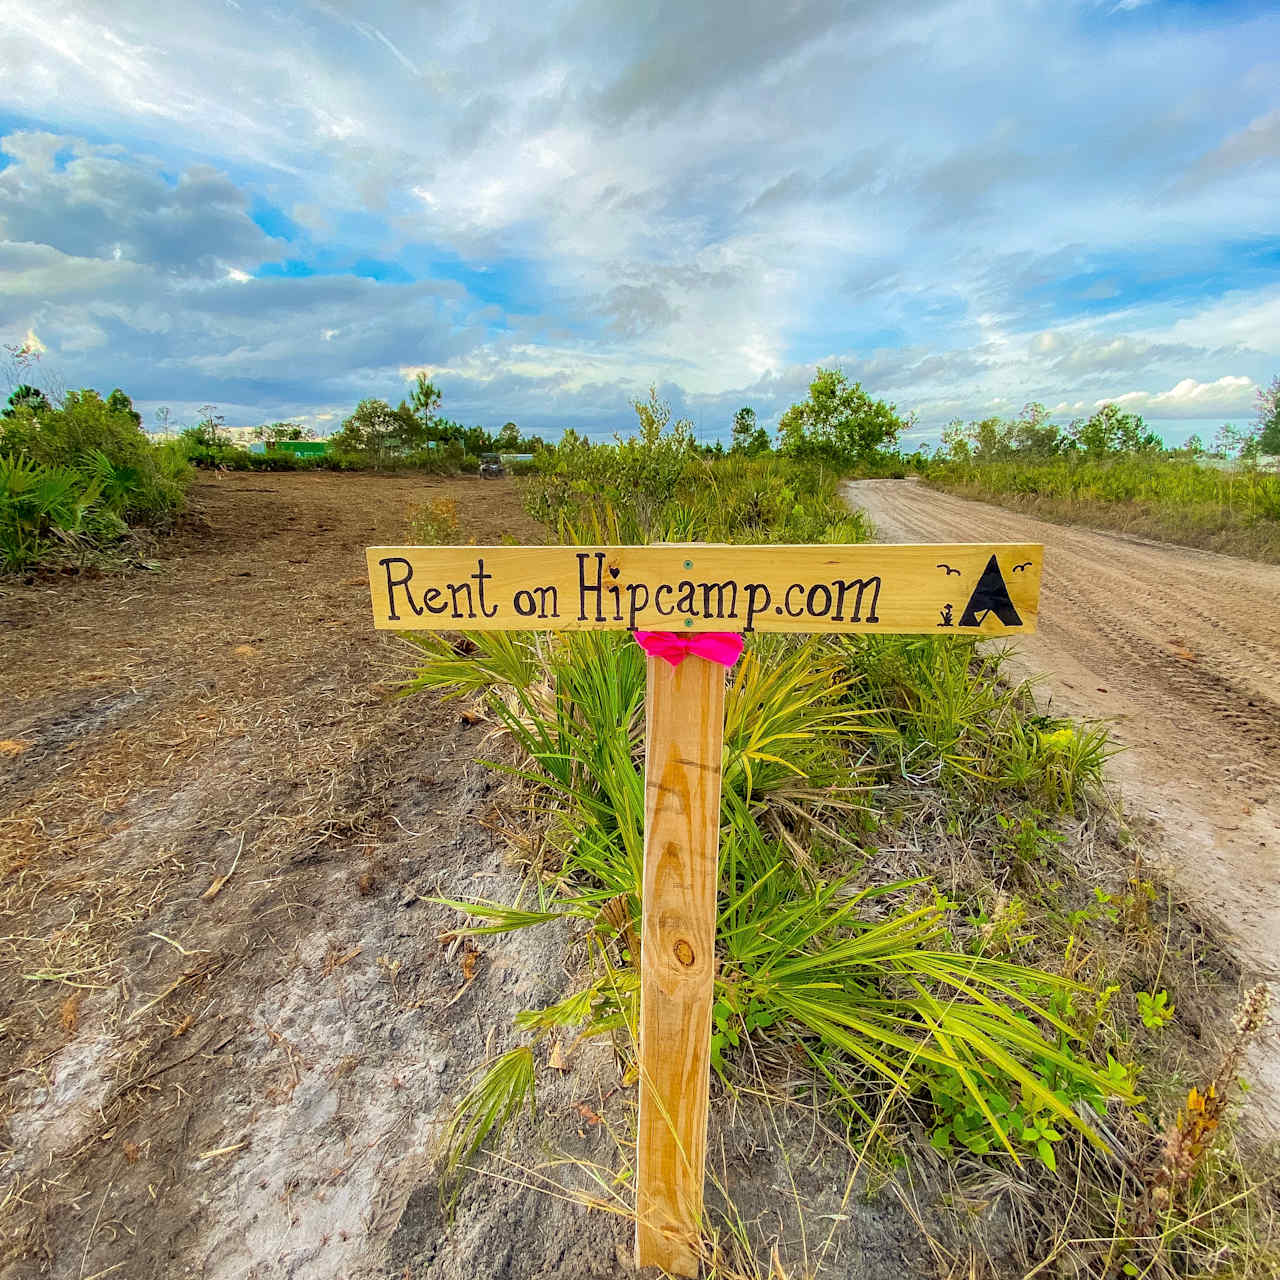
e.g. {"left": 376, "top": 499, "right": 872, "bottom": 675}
{"left": 938, "top": 603, "right": 954, "bottom": 627}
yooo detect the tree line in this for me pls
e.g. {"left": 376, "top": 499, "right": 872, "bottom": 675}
{"left": 937, "top": 379, "right": 1280, "bottom": 465}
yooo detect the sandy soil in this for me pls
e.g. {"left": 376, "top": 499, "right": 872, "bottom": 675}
{"left": 0, "top": 471, "right": 581, "bottom": 1280}
{"left": 843, "top": 478, "right": 1280, "bottom": 1131}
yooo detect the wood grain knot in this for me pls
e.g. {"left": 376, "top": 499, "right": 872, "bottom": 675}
{"left": 672, "top": 939, "right": 695, "bottom": 967}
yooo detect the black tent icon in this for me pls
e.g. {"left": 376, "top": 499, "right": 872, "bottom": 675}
{"left": 958, "top": 555, "right": 1022, "bottom": 628}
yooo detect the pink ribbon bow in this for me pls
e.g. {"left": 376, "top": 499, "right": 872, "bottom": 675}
{"left": 633, "top": 630, "right": 745, "bottom": 669}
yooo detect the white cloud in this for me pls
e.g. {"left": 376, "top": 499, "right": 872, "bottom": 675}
{"left": 0, "top": 1, "right": 1276, "bottom": 436}
{"left": 1104, "top": 375, "right": 1256, "bottom": 419}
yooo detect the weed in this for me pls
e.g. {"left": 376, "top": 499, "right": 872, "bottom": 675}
{"left": 1139, "top": 983, "right": 1271, "bottom": 1230}
{"left": 409, "top": 496, "right": 462, "bottom": 544}
{"left": 1136, "top": 989, "right": 1175, "bottom": 1030}
{"left": 438, "top": 1045, "right": 537, "bottom": 1205}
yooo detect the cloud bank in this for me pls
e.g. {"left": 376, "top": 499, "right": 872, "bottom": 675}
{"left": 0, "top": 0, "right": 1277, "bottom": 442}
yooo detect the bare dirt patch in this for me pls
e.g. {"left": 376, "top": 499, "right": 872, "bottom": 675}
{"left": 0, "top": 471, "right": 576, "bottom": 1279}
{"left": 3, "top": 472, "right": 955, "bottom": 1280}
{"left": 844, "top": 477, "right": 1280, "bottom": 1134}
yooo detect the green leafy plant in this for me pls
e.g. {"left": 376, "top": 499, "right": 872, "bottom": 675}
{"left": 438, "top": 1045, "right": 536, "bottom": 1204}
{"left": 0, "top": 453, "right": 104, "bottom": 568}
{"left": 1, "top": 383, "right": 192, "bottom": 569}
{"left": 1136, "top": 988, "right": 1175, "bottom": 1030}
{"left": 405, "top": 433, "right": 1144, "bottom": 1224}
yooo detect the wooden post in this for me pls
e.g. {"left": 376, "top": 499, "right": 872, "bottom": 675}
{"left": 635, "top": 651, "right": 725, "bottom": 1275}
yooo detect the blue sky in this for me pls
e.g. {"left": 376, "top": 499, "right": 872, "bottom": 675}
{"left": 0, "top": 0, "right": 1277, "bottom": 447}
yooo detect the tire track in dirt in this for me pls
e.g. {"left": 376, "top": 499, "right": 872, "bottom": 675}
{"left": 843, "top": 478, "right": 1280, "bottom": 1133}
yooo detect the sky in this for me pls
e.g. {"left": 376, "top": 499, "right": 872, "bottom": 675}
{"left": 0, "top": 0, "right": 1277, "bottom": 448}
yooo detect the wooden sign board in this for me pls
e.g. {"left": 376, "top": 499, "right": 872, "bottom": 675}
{"left": 365, "top": 544, "right": 1042, "bottom": 635}
{"left": 366, "top": 540, "right": 1043, "bottom": 1276}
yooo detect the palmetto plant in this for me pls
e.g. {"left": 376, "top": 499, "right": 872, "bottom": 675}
{"left": 714, "top": 813, "right": 1136, "bottom": 1150}
{"left": 80, "top": 447, "right": 143, "bottom": 516}
{"left": 413, "top": 624, "right": 1135, "bottom": 1184}
{"left": 408, "top": 448, "right": 1135, "bottom": 1200}
{"left": 0, "top": 453, "right": 103, "bottom": 569}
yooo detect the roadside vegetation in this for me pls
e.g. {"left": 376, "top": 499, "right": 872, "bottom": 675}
{"left": 0, "top": 353, "right": 548, "bottom": 570}
{"left": 398, "top": 390, "right": 1277, "bottom": 1277}
{"left": 0, "top": 385, "right": 192, "bottom": 571}
{"left": 925, "top": 390, "right": 1280, "bottom": 563}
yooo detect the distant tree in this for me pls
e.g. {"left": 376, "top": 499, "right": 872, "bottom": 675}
{"left": 730, "top": 406, "right": 771, "bottom": 456}
{"left": 329, "top": 398, "right": 423, "bottom": 468}
{"left": 1069, "top": 403, "right": 1161, "bottom": 455}
{"left": 3, "top": 384, "right": 50, "bottom": 418}
{"left": 496, "top": 421, "right": 521, "bottom": 450}
{"left": 106, "top": 388, "right": 142, "bottom": 427}
{"left": 1010, "top": 402, "right": 1065, "bottom": 458}
{"left": 778, "top": 368, "right": 904, "bottom": 466}
{"left": 629, "top": 385, "right": 694, "bottom": 448}
{"left": 970, "top": 416, "right": 1015, "bottom": 462}
{"left": 939, "top": 419, "right": 971, "bottom": 461}
{"left": 1256, "top": 375, "right": 1280, "bottom": 455}
{"left": 1212, "top": 421, "right": 1261, "bottom": 463}
{"left": 408, "top": 373, "right": 443, "bottom": 428}
{"left": 253, "top": 421, "right": 314, "bottom": 446}
{"left": 190, "top": 406, "right": 227, "bottom": 449}
{"left": 1182, "top": 433, "right": 1206, "bottom": 456}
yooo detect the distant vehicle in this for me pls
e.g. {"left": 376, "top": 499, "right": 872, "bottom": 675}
{"left": 479, "top": 453, "right": 505, "bottom": 477}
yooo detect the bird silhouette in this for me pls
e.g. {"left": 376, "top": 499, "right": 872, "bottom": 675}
{"left": 937, "top": 563, "right": 960, "bottom": 576}
{"left": 1012, "top": 561, "right": 1033, "bottom": 572}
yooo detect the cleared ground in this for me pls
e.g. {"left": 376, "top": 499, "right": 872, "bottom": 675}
{"left": 2, "top": 473, "right": 957, "bottom": 1280}
{"left": 844, "top": 477, "right": 1280, "bottom": 1128}
{"left": 0, "top": 472, "right": 604, "bottom": 1280}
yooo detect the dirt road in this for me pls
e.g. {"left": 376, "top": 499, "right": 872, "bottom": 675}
{"left": 844, "top": 478, "right": 1280, "bottom": 1123}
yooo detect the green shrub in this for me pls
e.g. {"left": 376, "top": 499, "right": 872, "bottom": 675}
{"left": 525, "top": 436, "right": 870, "bottom": 546}
{"left": 1, "top": 390, "right": 185, "bottom": 521}
{"left": 177, "top": 424, "right": 247, "bottom": 470}
{"left": 0, "top": 387, "right": 191, "bottom": 570}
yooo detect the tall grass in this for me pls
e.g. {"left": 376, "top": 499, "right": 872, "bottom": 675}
{"left": 928, "top": 454, "right": 1280, "bottom": 561}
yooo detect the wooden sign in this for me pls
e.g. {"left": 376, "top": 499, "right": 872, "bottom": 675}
{"left": 365, "top": 544, "right": 1043, "bottom": 635}
{"left": 366, "top": 541, "right": 1043, "bottom": 1276}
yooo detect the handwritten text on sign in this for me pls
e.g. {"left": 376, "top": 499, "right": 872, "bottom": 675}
{"left": 365, "top": 544, "right": 1042, "bottom": 635}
